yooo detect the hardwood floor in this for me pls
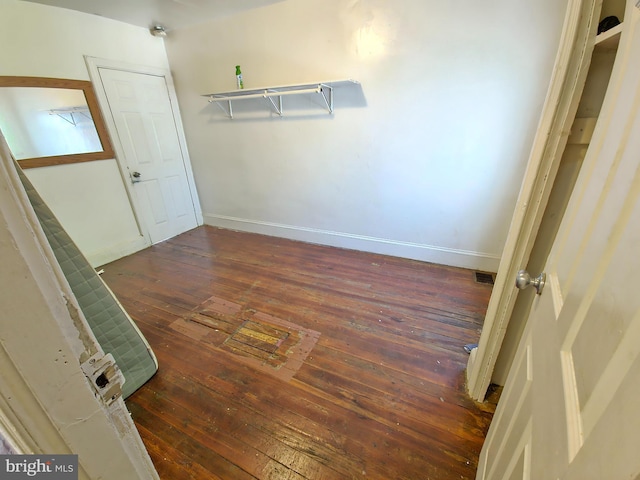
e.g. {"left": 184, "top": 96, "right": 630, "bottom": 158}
{"left": 101, "top": 226, "right": 499, "bottom": 480}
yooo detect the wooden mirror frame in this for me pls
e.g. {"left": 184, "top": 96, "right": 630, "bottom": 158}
{"left": 0, "top": 76, "right": 115, "bottom": 169}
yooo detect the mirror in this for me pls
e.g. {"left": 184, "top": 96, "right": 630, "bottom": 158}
{"left": 0, "top": 87, "right": 101, "bottom": 159}
{"left": 0, "top": 77, "right": 114, "bottom": 169}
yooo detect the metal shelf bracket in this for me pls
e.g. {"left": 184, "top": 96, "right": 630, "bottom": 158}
{"left": 48, "top": 106, "right": 92, "bottom": 126}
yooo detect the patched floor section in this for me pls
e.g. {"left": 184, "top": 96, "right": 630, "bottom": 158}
{"left": 170, "top": 295, "right": 320, "bottom": 381}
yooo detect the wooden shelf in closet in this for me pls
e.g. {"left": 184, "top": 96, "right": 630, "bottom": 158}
{"left": 595, "top": 23, "right": 623, "bottom": 50}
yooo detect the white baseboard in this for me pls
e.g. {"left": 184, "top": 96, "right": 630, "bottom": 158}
{"left": 204, "top": 214, "right": 500, "bottom": 272}
{"left": 84, "top": 235, "right": 150, "bottom": 268}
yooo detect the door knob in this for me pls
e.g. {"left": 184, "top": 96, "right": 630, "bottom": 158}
{"left": 131, "top": 171, "right": 142, "bottom": 183}
{"left": 515, "top": 270, "right": 546, "bottom": 295}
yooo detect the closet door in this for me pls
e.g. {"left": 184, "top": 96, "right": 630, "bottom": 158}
{"left": 476, "top": 2, "right": 638, "bottom": 479}
{"left": 99, "top": 68, "right": 198, "bottom": 243}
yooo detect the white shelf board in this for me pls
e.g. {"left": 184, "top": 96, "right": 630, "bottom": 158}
{"left": 203, "top": 79, "right": 358, "bottom": 99}
{"left": 203, "top": 79, "right": 359, "bottom": 118}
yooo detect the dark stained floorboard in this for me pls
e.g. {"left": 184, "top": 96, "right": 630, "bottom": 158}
{"left": 101, "top": 226, "right": 499, "bottom": 480}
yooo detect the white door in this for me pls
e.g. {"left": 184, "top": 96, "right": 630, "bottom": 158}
{"left": 477, "top": 7, "right": 640, "bottom": 479}
{"left": 98, "top": 68, "right": 199, "bottom": 244}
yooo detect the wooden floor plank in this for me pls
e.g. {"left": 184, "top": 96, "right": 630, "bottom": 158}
{"left": 101, "top": 226, "right": 498, "bottom": 480}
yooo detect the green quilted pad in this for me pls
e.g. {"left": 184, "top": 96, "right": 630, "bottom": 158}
{"left": 18, "top": 166, "right": 157, "bottom": 399}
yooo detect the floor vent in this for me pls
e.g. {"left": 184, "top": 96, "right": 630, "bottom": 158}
{"left": 475, "top": 272, "right": 495, "bottom": 285}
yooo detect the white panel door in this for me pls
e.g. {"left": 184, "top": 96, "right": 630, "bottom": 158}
{"left": 99, "top": 68, "right": 198, "bottom": 244}
{"left": 477, "top": 7, "right": 640, "bottom": 479}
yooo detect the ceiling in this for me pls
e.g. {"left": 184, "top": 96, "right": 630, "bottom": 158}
{"left": 21, "top": 0, "right": 285, "bottom": 32}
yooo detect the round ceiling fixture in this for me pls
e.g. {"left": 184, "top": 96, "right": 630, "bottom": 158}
{"left": 150, "top": 25, "right": 167, "bottom": 37}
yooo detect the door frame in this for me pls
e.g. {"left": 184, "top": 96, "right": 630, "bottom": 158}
{"left": 466, "top": 0, "right": 599, "bottom": 401}
{"left": 84, "top": 56, "right": 203, "bottom": 244}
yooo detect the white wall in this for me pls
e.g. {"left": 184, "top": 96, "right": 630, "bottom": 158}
{"left": 165, "top": 0, "right": 569, "bottom": 271}
{"left": 0, "top": 0, "right": 170, "bottom": 266}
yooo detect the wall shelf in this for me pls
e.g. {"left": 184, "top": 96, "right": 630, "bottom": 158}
{"left": 48, "top": 106, "right": 92, "bottom": 126}
{"left": 203, "top": 79, "right": 359, "bottom": 118}
{"left": 595, "top": 22, "right": 623, "bottom": 50}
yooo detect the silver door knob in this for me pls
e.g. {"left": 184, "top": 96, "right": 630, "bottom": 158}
{"left": 515, "top": 270, "right": 546, "bottom": 295}
{"left": 131, "top": 171, "right": 142, "bottom": 183}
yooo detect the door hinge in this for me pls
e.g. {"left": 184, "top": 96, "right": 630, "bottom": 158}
{"left": 81, "top": 353, "right": 125, "bottom": 406}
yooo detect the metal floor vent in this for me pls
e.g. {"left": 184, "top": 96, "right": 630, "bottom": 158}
{"left": 475, "top": 272, "right": 495, "bottom": 285}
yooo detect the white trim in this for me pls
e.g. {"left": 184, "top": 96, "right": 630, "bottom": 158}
{"left": 204, "top": 213, "right": 501, "bottom": 272}
{"left": 84, "top": 56, "right": 204, "bottom": 242}
{"left": 0, "top": 400, "right": 27, "bottom": 454}
{"left": 84, "top": 234, "right": 149, "bottom": 268}
{"left": 465, "top": 0, "right": 600, "bottom": 401}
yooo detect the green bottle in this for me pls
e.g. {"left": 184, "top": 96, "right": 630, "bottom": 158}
{"left": 235, "top": 65, "right": 244, "bottom": 89}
